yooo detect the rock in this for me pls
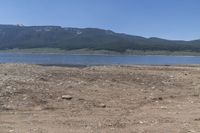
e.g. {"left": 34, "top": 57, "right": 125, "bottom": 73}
{"left": 194, "top": 118, "right": 200, "bottom": 121}
{"left": 6, "top": 86, "right": 12, "bottom": 89}
{"left": 151, "top": 86, "right": 155, "bottom": 89}
{"left": 158, "top": 97, "right": 163, "bottom": 100}
{"left": 160, "top": 106, "right": 167, "bottom": 109}
{"left": 9, "top": 130, "right": 14, "bottom": 132}
{"left": 98, "top": 103, "right": 106, "bottom": 108}
{"left": 39, "top": 77, "right": 47, "bottom": 81}
{"left": 188, "top": 130, "right": 196, "bottom": 133}
{"left": 152, "top": 97, "right": 163, "bottom": 101}
{"left": 139, "top": 121, "right": 144, "bottom": 124}
{"left": 62, "top": 95, "right": 72, "bottom": 100}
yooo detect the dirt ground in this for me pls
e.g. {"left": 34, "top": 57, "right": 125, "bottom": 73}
{"left": 0, "top": 64, "right": 200, "bottom": 133}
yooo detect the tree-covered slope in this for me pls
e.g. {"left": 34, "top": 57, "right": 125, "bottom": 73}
{"left": 0, "top": 24, "right": 200, "bottom": 52}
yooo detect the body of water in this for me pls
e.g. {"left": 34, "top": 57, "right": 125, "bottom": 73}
{"left": 0, "top": 53, "right": 200, "bottom": 65}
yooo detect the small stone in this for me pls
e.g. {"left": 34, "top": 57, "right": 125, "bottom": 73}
{"left": 98, "top": 103, "right": 106, "bottom": 108}
{"left": 151, "top": 86, "right": 155, "bottom": 89}
{"left": 158, "top": 97, "right": 163, "bottom": 100}
{"left": 6, "top": 86, "right": 12, "bottom": 89}
{"left": 40, "top": 77, "right": 47, "bottom": 81}
{"left": 9, "top": 130, "right": 14, "bottom": 132}
{"left": 194, "top": 118, "right": 200, "bottom": 121}
{"left": 152, "top": 97, "right": 163, "bottom": 101}
{"left": 139, "top": 121, "right": 144, "bottom": 124}
{"left": 188, "top": 130, "right": 196, "bottom": 133}
{"left": 160, "top": 106, "right": 167, "bottom": 109}
{"left": 62, "top": 95, "right": 72, "bottom": 100}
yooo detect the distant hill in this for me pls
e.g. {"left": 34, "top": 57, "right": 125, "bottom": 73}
{"left": 0, "top": 24, "right": 200, "bottom": 53}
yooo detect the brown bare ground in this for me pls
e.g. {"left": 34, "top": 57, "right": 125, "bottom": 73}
{"left": 0, "top": 64, "right": 200, "bottom": 133}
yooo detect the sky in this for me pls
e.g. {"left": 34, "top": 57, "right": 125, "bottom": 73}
{"left": 0, "top": 0, "right": 199, "bottom": 40}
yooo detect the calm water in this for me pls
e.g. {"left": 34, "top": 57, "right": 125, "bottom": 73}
{"left": 0, "top": 53, "right": 200, "bottom": 65}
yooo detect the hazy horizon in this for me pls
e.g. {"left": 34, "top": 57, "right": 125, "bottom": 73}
{"left": 0, "top": 0, "right": 200, "bottom": 40}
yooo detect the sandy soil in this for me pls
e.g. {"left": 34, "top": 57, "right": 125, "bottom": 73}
{"left": 0, "top": 64, "right": 200, "bottom": 133}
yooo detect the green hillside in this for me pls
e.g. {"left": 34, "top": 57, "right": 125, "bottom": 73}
{"left": 0, "top": 24, "right": 200, "bottom": 53}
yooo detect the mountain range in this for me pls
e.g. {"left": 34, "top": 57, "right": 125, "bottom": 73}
{"left": 0, "top": 24, "right": 200, "bottom": 53}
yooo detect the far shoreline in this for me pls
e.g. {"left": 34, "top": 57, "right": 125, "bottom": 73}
{"left": 0, "top": 48, "right": 200, "bottom": 56}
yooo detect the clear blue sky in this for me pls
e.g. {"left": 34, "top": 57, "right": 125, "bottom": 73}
{"left": 0, "top": 0, "right": 199, "bottom": 40}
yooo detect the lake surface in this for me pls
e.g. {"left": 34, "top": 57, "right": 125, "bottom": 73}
{"left": 0, "top": 53, "right": 200, "bottom": 65}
